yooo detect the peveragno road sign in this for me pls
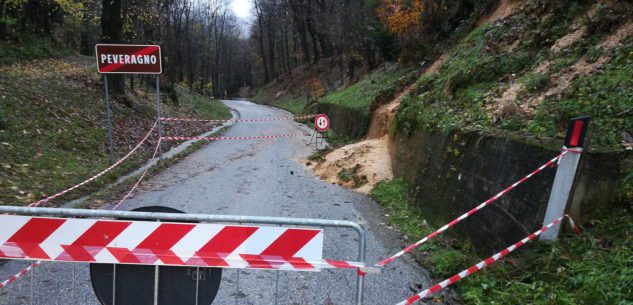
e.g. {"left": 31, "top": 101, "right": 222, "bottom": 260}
{"left": 95, "top": 44, "right": 162, "bottom": 74}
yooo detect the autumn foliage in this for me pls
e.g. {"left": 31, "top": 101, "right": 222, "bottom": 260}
{"left": 377, "top": 0, "right": 441, "bottom": 34}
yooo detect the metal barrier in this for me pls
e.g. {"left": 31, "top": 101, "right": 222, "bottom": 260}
{"left": 0, "top": 205, "right": 367, "bottom": 305}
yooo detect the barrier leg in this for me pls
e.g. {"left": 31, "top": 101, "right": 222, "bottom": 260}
{"left": 315, "top": 271, "right": 323, "bottom": 305}
{"left": 72, "top": 263, "right": 76, "bottom": 305}
{"left": 275, "top": 271, "right": 280, "bottom": 305}
{"left": 112, "top": 265, "right": 117, "bottom": 305}
{"left": 356, "top": 228, "right": 366, "bottom": 305}
{"left": 235, "top": 269, "right": 240, "bottom": 305}
{"left": 153, "top": 265, "right": 160, "bottom": 305}
{"left": 30, "top": 265, "right": 34, "bottom": 305}
{"left": 195, "top": 267, "right": 200, "bottom": 305}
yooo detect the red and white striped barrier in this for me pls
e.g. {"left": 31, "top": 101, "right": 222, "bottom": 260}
{"left": 396, "top": 215, "right": 580, "bottom": 305}
{"left": 375, "top": 150, "right": 572, "bottom": 267}
{"left": 160, "top": 114, "right": 316, "bottom": 123}
{"left": 161, "top": 132, "right": 305, "bottom": 141}
{"left": 0, "top": 215, "right": 328, "bottom": 271}
{"left": 0, "top": 261, "right": 39, "bottom": 289}
{"left": 0, "top": 123, "right": 160, "bottom": 289}
{"left": 28, "top": 121, "right": 158, "bottom": 208}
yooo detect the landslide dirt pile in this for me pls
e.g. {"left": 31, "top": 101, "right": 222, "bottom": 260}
{"left": 311, "top": 137, "right": 392, "bottom": 194}
{"left": 311, "top": 55, "right": 448, "bottom": 194}
{"left": 309, "top": 0, "right": 633, "bottom": 193}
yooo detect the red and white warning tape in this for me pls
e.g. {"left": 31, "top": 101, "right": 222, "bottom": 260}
{"left": 111, "top": 138, "right": 162, "bottom": 211}
{"left": 0, "top": 261, "right": 40, "bottom": 289}
{"left": 160, "top": 114, "right": 316, "bottom": 123}
{"left": 161, "top": 132, "right": 305, "bottom": 141}
{"left": 28, "top": 121, "right": 158, "bottom": 207}
{"left": 1, "top": 123, "right": 159, "bottom": 290}
{"left": 375, "top": 150, "right": 572, "bottom": 267}
{"left": 396, "top": 215, "right": 580, "bottom": 305}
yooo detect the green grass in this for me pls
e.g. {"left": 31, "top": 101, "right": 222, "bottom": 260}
{"left": 395, "top": 2, "right": 633, "bottom": 148}
{"left": 531, "top": 36, "right": 633, "bottom": 147}
{"left": 258, "top": 65, "right": 413, "bottom": 115}
{"left": 179, "top": 94, "right": 231, "bottom": 119}
{"left": 371, "top": 179, "right": 426, "bottom": 238}
{"left": 371, "top": 179, "right": 477, "bottom": 275}
{"left": 275, "top": 98, "right": 306, "bottom": 114}
{"left": 459, "top": 209, "right": 633, "bottom": 305}
{"left": 0, "top": 36, "right": 74, "bottom": 65}
{"left": 372, "top": 179, "right": 633, "bottom": 305}
{"left": 319, "top": 66, "right": 412, "bottom": 111}
{"left": 521, "top": 73, "right": 550, "bottom": 94}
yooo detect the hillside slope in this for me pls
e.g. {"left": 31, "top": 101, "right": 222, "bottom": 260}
{"left": 0, "top": 56, "right": 230, "bottom": 206}
{"left": 299, "top": 0, "right": 633, "bottom": 194}
{"left": 396, "top": 0, "right": 633, "bottom": 148}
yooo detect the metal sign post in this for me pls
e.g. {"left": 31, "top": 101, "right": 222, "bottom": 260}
{"left": 540, "top": 116, "right": 590, "bottom": 241}
{"left": 156, "top": 76, "right": 162, "bottom": 161}
{"left": 308, "top": 114, "right": 330, "bottom": 149}
{"left": 103, "top": 75, "right": 115, "bottom": 163}
{"left": 95, "top": 44, "right": 163, "bottom": 163}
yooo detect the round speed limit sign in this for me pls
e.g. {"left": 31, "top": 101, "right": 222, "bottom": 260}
{"left": 314, "top": 114, "right": 330, "bottom": 132}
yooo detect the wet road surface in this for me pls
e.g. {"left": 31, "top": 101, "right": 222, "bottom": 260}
{"left": 0, "top": 100, "right": 430, "bottom": 305}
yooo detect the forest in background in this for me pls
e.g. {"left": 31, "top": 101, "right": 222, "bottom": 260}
{"left": 0, "top": 0, "right": 251, "bottom": 102}
{"left": 0, "top": 0, "right": 499, "bottom": 98}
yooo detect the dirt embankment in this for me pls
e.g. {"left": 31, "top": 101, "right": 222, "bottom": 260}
{"left": 310, "top": 55, "right": 449, "bottom": 194}
{"left": 308, "top": 0, "right": 523, "bottom": 194}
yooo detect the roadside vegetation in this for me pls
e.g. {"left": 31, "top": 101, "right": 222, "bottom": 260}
{"left": 395, "top": 1, "right": 633, "bottom": 149}
{"left": 254, "top": 63, "right": 414, "bottom": 116}
{"left": 372, "top": 178, "right": 633, "bottom": 305}
{"left": 316, "top": 66, "right": 413, "bottom": 112}
{"left": 0, "top": 56, "right": 230, "bottom": 206}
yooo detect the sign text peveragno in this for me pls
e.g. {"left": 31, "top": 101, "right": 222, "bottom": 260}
{"left": 95, "top": 44, "right": 162, "bottom": 74}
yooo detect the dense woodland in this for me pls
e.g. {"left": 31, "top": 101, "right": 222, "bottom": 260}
{"left": 0, "top": 0, "right": 502, "bottom": 99}
{"left": 0, "top": 0, "right": 252, "bottom": 101}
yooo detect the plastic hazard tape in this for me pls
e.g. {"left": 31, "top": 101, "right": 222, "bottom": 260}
{"left": 0, "top": 261, "right": 39, "bottom": 289}
{"left": 0, "top": 215, "right": 328, "bottom": 271}
{"left": 28, "top": 121, "right": 158, "bottom": 207}
{"left": 160, "top": 114, "right": 316, "bottom": 123}
{"left": 161, "top": 132, "right": 305, "bottom": 141}
{"left": 375, "top": 150, "right": 572, "bottom": 267}
{"left": 396, "top": 215, "right": 580, "bottom": 305}
{"left": 0, "top": 123, "right": 161, "bottom": 289}
{"left": 111, "top": 138, "right": 162, "bottom": 211}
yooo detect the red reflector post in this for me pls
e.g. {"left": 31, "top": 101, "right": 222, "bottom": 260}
{"left": 564, "top": 116, "right": 590, "bottom": 148}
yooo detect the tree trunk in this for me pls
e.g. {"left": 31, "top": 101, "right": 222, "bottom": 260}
{"left": 267, "top": 18, "right": 276, "bottom": 79}
{"left": 288, "top": 0, "right": 310, "bottom": 63}
{"left": 0, "top": 0, "right": 7, "bottom": 38}
{"left": 101, "top": 0, "right": 125, "bottom": 97}
{"left": 254, "top": 1, "right": 269, "bottom": 83}
{"left": 305, "top": 0, "right": 320, "bottom": 62}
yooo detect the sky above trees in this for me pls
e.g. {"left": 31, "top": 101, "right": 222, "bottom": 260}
{"left": 232, "top": 0, "right": 253, "bottom": 18}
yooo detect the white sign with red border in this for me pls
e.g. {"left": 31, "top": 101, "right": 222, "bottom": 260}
{"left": 95, "top": 44, "right": 162, "bottom": 74}
{"left": 314, "top": 114, "right": 330, "bottom": 132}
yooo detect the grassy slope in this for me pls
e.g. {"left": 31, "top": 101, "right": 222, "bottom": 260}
{"left": 372, "top": 179, "right": 633, "bottom": 305}
{"left": 396, "top": 2, "right": 633, "bottom": 149}
{"left": 318, "top": 65, "right": 413, "bottom": 112}
{"left": 369, "top": 4, "right": 633, "bottom": 302}
{"left": 0, "top": 56, "right": 230, "bottom": 206}
{"left": 254, "top": 64, "right": 414, "bottom": 115}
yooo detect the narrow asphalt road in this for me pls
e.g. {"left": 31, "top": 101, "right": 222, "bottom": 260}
{"left": 0, "top": 100, "right": 431, "bottom": 305}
